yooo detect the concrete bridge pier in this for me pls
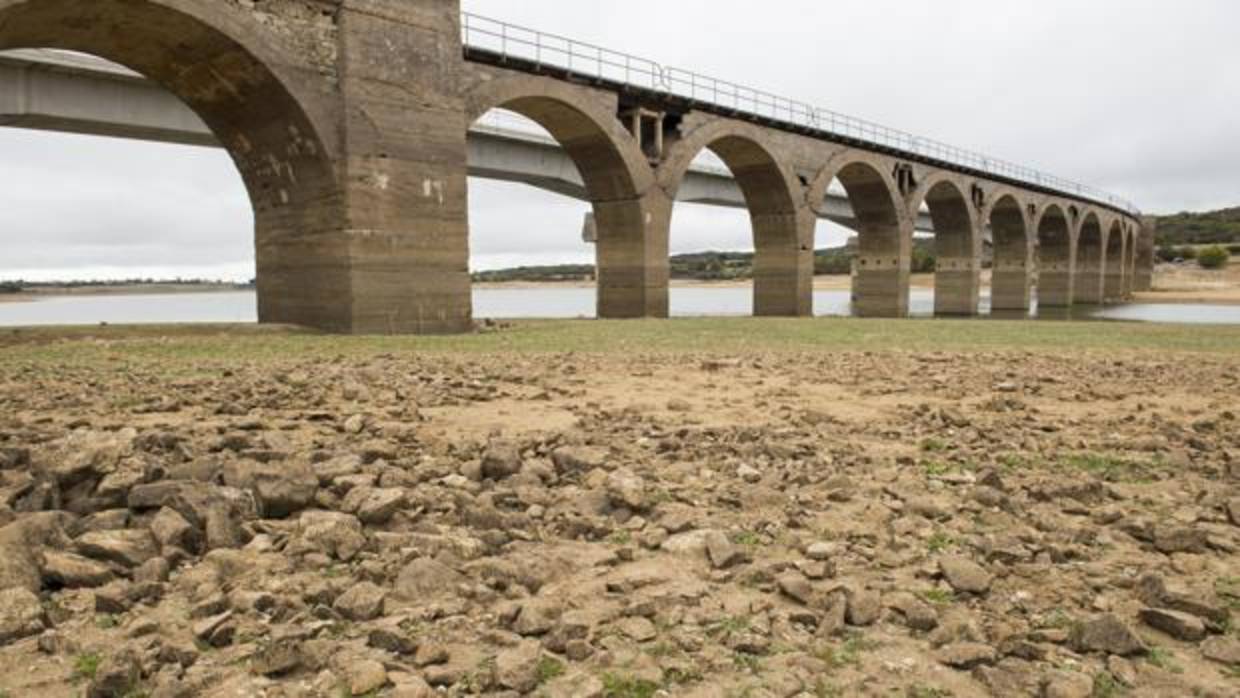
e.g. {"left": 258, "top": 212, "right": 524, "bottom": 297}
{"left": 1074, "top": 218, "right": 1106, "bottom": 305}
{"left": 595, "top": 194, "right": 671, "bottom": 318}
{"left": 752, "top": 209, "right": 816, "bottom": 317}
{"left": 1135, "top": 218, "right": 1157, "bottom": 292}
{"left": 1103, "top": 229, "right": 1126, "bottom": 303}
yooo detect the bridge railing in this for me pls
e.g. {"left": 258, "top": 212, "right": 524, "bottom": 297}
{"left": 462, "top": 12, "right": 1139, "bottom": 216}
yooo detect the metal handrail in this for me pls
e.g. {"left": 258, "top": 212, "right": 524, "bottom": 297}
{"left": 461, "top": 12, "right": 1139, "bottom": 215}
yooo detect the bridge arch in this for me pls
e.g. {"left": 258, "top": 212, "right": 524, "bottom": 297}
{"left": 908, "top": 174, "right": 979, "bottom": 315}
{"left": 1035, "top": 203, "right": 1074, "bottom": 308}
{"left": 0, "top": 0, "right": 341, "bottom": 327}
{"left": 808, "top": 155, "right": 909, "bottom": 316}
{"left": 464, "top": 76, "right": 662, "bottom": 318}
{"left": 1075, "top": 211, "right": 1106, "bottom": 304}
{"left": 659, "top": 119, "right": 809, "bottom": 316}
{"left": 986, "top": 192, "right": 1033, "bottom": 312}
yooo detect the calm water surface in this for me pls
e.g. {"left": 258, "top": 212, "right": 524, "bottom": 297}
{"left": 0, "top": 289, "right": 1237, "bottom": 326}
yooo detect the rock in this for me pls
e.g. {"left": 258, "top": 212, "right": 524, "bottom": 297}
{"left": 805, "top": 542, "right": 833, "bottom": 561}
{"left": 736, "top": 464, "right": 762, "bottom": 483}
{"left": 1201, "top": 636, "right": 1240, "bottom": 665}
{"left": 550, "top": 446, "right": 608, "bottom": 475}
{"left": 413, "top": 642, "right": 450, "bottom": 667}
{"left": 1152, "top": 524, "right": 1207, "bottom": 554}
{"left": 94, "top": 581, "right": 135, "bottom": 615}
{"left": 1070, "top": 614, "right": 1147, "bottom": 656}
{"left": 369, "top": 627, "right": 417, "bottom": 655}
{"left": 288, "top": 511, "right": 366, "bottom": 562}
{"left": 0, "top": 587, "right": 45, "bottom": 646}
{"left": 391, "top": 676, "right": 435, "bottom": 698}
{"left": 348, "top": 487, "right": 406, "bottom": 525}
{"left": 605, "top": 468, "right": 647, "bottom": 510}
{"left": 133, "top": 557, "right": 170, "bottom": 584}
{"left": 76, "top": 529, "right": 158, "bottom": 568}
{"left": 937, "top": 642, "right": 996, "bottom": 669}
{"left": 939, "top": 556, "right": 993, "bottom": 595}
{"left": 1226, "top": 497, "right": 1240, "bottom": 526}
{"left": 192, "top": 610, "right": 235, "bottom": 648}
{"left": 1138, "top": 607, "right": 1206, "bottom": 642}
{"left": 1042, "top": 672, "right": 1093, "bottom": 698}
{"left": 334, "top": 581, "right": 386, "bottom": 621}
{"left": 704, "top": 531, "right": 747, "bottom": 569}
{"left": 886, "top": 592, "right": 938, "bottom": 632}
{"left": 1106, "top": 655, "right": 1138, "bottom": 687}
{"left": 347, "top": 659, "right": 388, "bottom": 696}
{"left": 251, "top": 463, "right": 318, "bottom": 519}
{"left": 127, "top": 481, "right": 189, "bottom": 510}
{"left": 85, "top": 651, "right": 141, "bottom": 698}
{"left": 495, "top": 641, "right": 541, "bottom": 692}
{"left": 616, "top": 616, "right": 657, "bottom": 642}
{"left": 513, "top": 599, "right": 561, "bottom": 636}
{"left": 0, "top": 526, "right": 42, "bottom": 593}
{"left": 251, "top": 640, "right": 302, "bottom": 676}
{"left": 41, "top": 550, "right": 114, "bottom": 588}
{"left": 846, "top": 589, "right": 881, "bottom": 627}
{"left": 481, "top": 440, "right": 523, "bottom": 480}
{"left": 149, "top": 507, "right": 200, "bottom": 553}
{"left": 777, "top": 573, "right": 814, "bottom": 606}
{"left": 394, "top": 557, "right": 464, "bottom": 601}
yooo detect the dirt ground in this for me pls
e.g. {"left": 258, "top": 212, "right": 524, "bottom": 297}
{"left": 0, "top": 333, "right": 1237, "bottom": 698}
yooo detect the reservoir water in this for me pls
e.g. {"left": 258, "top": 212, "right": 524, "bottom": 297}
{"left": 0, "top": 288, "right": 1238, "bottom": 326}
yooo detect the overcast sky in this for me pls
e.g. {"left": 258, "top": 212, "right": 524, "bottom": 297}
{"left": 1, "top": 0, "right": 1237, "bottom": 282}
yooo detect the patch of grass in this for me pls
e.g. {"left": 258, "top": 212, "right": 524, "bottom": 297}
{"left": 813, "top": 680, "right": 845, "bottom": 698}
{"left": 923, "top": 460, "right": 954, "bottom": 477}
{"left": 7, "top": 317, "right": 1240, "bottom": 373}
{"left": 926, "top": 532, "right": 956, "bottom": 554}
{"left": 921, "top": 589, "right": 955, "bottom": 606}
{"left": 1038, "top": 608, "right": 1075, "bottom": 630}
{"left": 1216, "top": 577, "right": 1240, "bottom": 612}
{"left": 1145, "top": 646, "right": 1184, "bottom": 674}
{"left": 1092, "top": 672, "right": 1126, "bottom": 698}
{"left": 95, "top": 614, "right": 118, "bottom": 630}
{"left": 732, "top": 531, "right": 763, "bottom": 547}
{"left": 606, "top": 530, "right": 633, "bottom": 546}
{"left": 601, "top": 673, "right": 661, "bottom": 698}
{"left": 733, "top": 652, "right": 763, "bottom": 673}
{"left": 73, "top": 653, "right": 102, "bottom": 682}
{"left": 663, "top": 666, "right": 704, "bottom": 685}
{"left": 536, "top": 656, "right": 565, "bottom": 684}
{"left": 1059, "top": 452, "right": 1153, "bottom": 483}
{"left": 708, "top": 615, "right": 751, "bottom": 637}
{"left": 997, "top": 453, "right": 1032, "bottom": 471}
{"left": 815, "top": 633, "right": 877, "bottom": 672}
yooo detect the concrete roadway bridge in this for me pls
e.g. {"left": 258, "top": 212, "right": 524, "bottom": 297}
{"left": 0, "top": 0, "right": 1153, "bottom": 334}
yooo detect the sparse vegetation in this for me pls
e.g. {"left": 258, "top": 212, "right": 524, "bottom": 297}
{"left": 73, "top": 653, "right": 102, "bottom": 682}
{"left": 1146, "top": 646, "right": 1184, "bottom": 674}
{"left": 1059, "top": 453, "right": 1154, "bottom": 483}
{"left": 926, "top": 532, "right": 957, "bottom": 553}
{"left": 921, "top": 589, "right": 955, "bottom": 606}
{"left": 1198, "top": 245, "right": 1231, "bottom": 270}
{"left": 536, "top": 655, "right": 566, "bottom": 684}
{"left": 601, "top": 672, "right": 661, "bottom": 698}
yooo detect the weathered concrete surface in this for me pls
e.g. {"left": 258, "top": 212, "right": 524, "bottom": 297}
{"left": 1135, "top": 217, "right": 1158, "bottom": 292}
{"left": 0, "top": 0, "right": 1145, "bottom": 332}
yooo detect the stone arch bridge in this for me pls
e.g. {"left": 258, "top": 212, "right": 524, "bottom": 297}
{"left": 0, "top": 0, "right": 1152, "bottom": 334}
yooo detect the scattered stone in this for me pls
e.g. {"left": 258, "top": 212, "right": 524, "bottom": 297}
{"left": 75, "top": 529, "right": 159, "bottom": 568}
{"left": 939, "top": 556, "right": 993, "bottom": 595}
{"left": 704, "top": 531, "right": 747, "bottom": 569}
{"left": 40, "top": 550, "right": 114, "bottom": 588}
{"left": 605, "top": 468, "right": 647, "bottom": 510}
{"left": 481, "top": 440, "right": 523, "bottom": 480}
{"left": 334, "top": 581, "right": 387, "bottom": 621}
{"left": 1201, "top": 635, "right": 1240, "bottom": 665}
{"left": 0, "top": 587, "right": 45, "bottom": 646}
{"left": 777, "top": 572, "right": 814, "bottom": 605}
{"left": 1138, "top": 607, "right": 1207, "bottom": 642}
{"left": 348, "top": 659, "right": 388, "bottom": 696}
{"left": 937, "top": 642, "right": 996, "bottom": 669}
{"left": 846, "top": 588, "right": 882, "bottom": 627}
{"left": 495, "top": 641, "right": 541, "bottom": 692}
{"left": 1070, "top": 614, "right": 1147, "bottom": 656}
{"left": 616, "top": 616, "right": 657, "bottom": 642}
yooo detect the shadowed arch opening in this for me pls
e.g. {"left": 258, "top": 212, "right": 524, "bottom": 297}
{"left": 1075, "top": 213, "right": 1105, "bottom": 304}
{"left": 665, "top": 134, "right": 804, "bottom": 316}
{"left": 0, "top": 0, "right": 339, "bottom": 327}
{"left": 1036, "top": 205, "right": 1073, "bottom": 307}
{"left": 831, "top": 162, "right": 907, "bottom": 317}
{"left": 989, "top": 195, "right": 1031, "bottom": 313}
{"left": 464, "top": 91, "right": 653, "bottom": 319}
{"left": 917, "top": 180, "right": 978, "bottom": 315}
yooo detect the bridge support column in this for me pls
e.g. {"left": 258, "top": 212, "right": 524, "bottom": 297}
{"left": 1135, "top": 217, "right": 1157, "bottom": 292}
{"left": 991, "top": 260, "right": 1032, "bottom": 311}
{"left": 316, "top": 0, "right": 471, "bottom": 334}
{"left": 595, "top": 194, "right": 670, "bottom": 318}
{"left": 935, "top": 257, "right": 981, "bottom": 316}
{"left": 1038, "top": 261, "right": 1075, "bottom": 307}
{"left": 854, "top": 256, "right": 910, "bottom": 317}
{"left": 753, "top": 209, "right": 815, "bottom": 317}
{"left": 1074, "top": 262, "right": 1105, "bottom": 304}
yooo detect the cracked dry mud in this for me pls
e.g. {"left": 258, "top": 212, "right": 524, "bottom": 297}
{"left": 0, "top": 345, "right": 1238, "bottom": 697}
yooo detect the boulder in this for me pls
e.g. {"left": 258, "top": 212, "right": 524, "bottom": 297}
{"left": 0, "top": 587, "right": 45, "bottom": 646}
{"left": 550, "top": 446, "right": 608, "bottom": 475}
{"left": 605, "top": 468, "right": 647, "bottom": 510}
{"left": 939, "top": 556, "right": 993, "bottom": 595}
{"left": 41, "top": 551, "right": 114, "bottom": 588}
{"left": 494, "top": 641, "right": 541, "bottom": 692}
{"left": 1138, "top": 608, "right": 1207, "bottom": 642}
{"left": 481, "top": 440, "right": 523, "bottom": 480}
{"left": 704, "top": 531, "right": 747, "bottom": 569}
{"left": 394, "top": 557, "right": 464, "bottom": 601}
{"left": 334, "top": 582, "right": 386, "bottom": 621}
{"left": 288, "top": 510, "right": 365, "bottom": 562}
{"left": 1070, "top": 614, "right": 1147, "bottom": 656}
{"left": 75, "top": 529, "right": 158, "bottom": 568}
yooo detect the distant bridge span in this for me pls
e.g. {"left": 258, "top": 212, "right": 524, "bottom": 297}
{"left": 0, "top": 1, "right": 1152, "bottom": 333}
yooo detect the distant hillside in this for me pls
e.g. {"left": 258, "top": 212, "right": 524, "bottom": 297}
{"left": 472, "top": 240, "right": 937, "bottom": 283}
{"left": 1155, "top": 207, "right": 1240, "bottom": 246}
